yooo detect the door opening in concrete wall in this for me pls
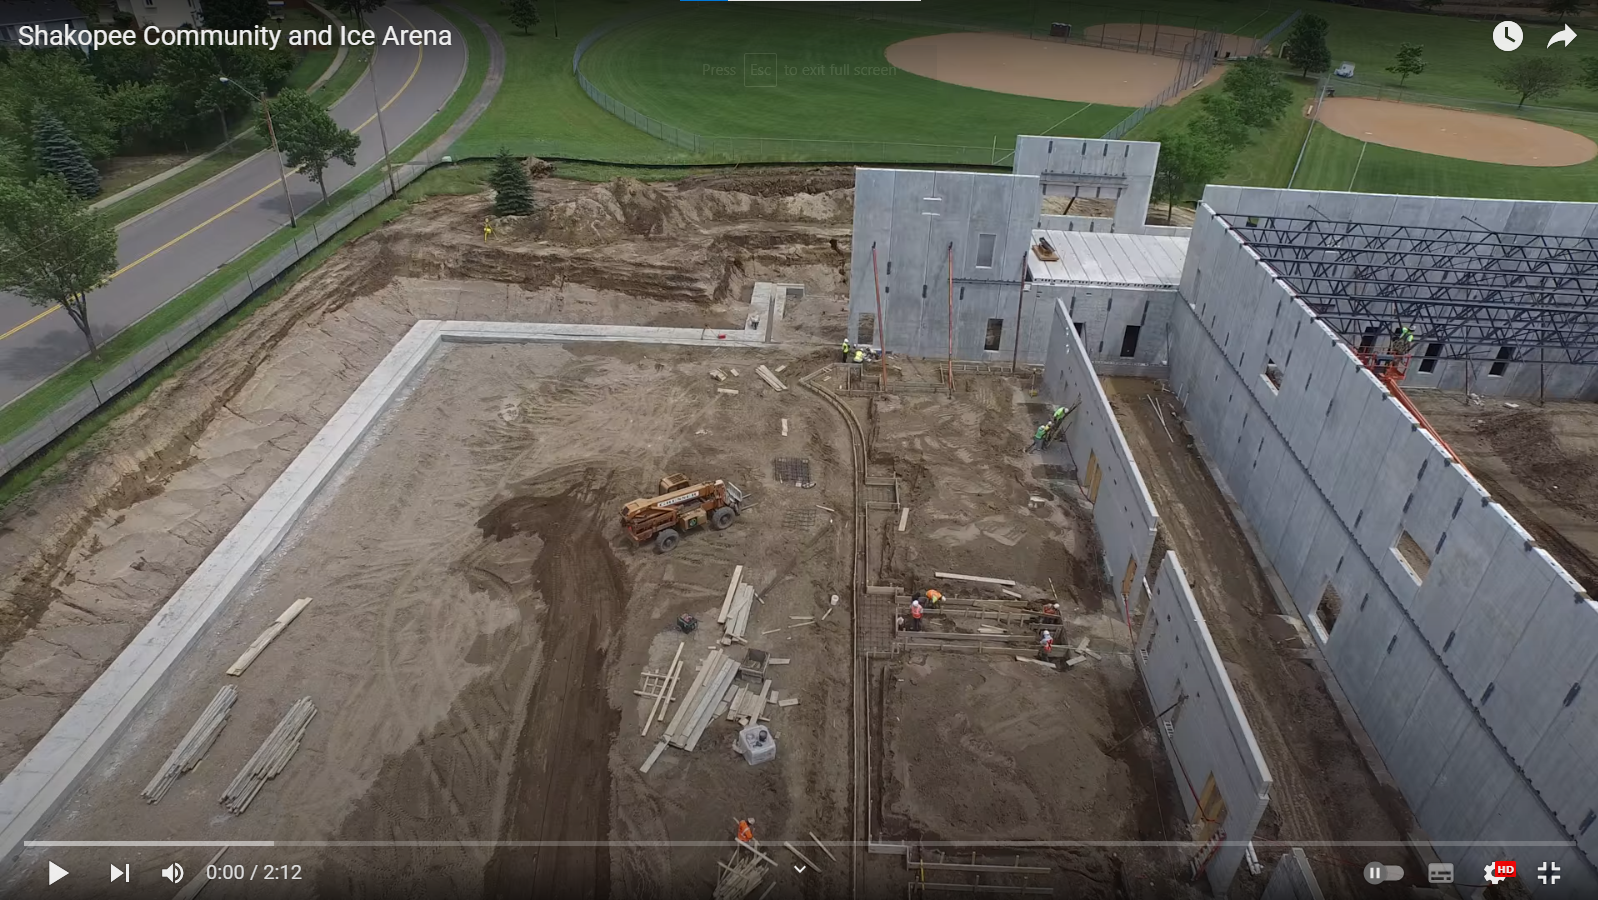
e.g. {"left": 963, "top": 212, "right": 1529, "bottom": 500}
{"left": 1193, "top": 774, "right": 1227, "bottom": 846}
{"left": 1418, "top": 343, "right": 1443, "bottom": 373}
{"left": 1074, "top": 322, "right": 1086, "bottom": 337}
{"left": 1263, "top": 357, "right": 1283, "bottom": 392}
{"left": 1359, "top": 326, "right": 1381, "bottom": 354}
{"left": 1394, "top": 531, "right": 1432, "bottom": 583}
{"left": 1119, "top": 325, "right": 1141, "bottom": 358}
{"left": 856, "top": 313, "right": 876, "bottom": 345}
{"left": 1121, "top": 555, "right": 1137, "bottom": 600}
{"left": 1315, "top": 583, "right": 1342, "bottom": 639}
{"left": 1489, "top": 346, "right": 1512, "bottom": 377}
{"left": 1085, "top": 451, "right": 1102, "bottom": 502}
{"left": 985, "top": 318, "right": 1004, "bottom": 351}
{"left": 976, "top": 233, "right": 997, "bottom": 268}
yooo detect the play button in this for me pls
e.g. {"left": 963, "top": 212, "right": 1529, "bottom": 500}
{"left": 48, "top": 862, "right": 68, "bottom": 885}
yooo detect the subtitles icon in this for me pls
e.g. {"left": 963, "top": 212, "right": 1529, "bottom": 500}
{"left": 1428, "top": 862, "right": 1454, "bottom": 884}
{"left": 1485, "top": 860, "right": 1516, "bottom": 884}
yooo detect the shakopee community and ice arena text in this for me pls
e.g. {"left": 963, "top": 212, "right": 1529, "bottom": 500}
{"left": 12, "top": 24, "right": 453, "bottom": 50}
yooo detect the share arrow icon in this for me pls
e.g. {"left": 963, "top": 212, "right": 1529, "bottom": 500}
{"left": 1550, "top": 25, "right": 1577, "bottom": 48}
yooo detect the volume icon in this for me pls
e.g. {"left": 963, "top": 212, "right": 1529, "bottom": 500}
{"left": 161, "top": 864, "right": 184, "bottom": 884}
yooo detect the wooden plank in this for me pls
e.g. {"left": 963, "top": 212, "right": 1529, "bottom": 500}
{"left": 809, "top": 832, "right": 838, "bottom": 862}
{"left": 639, "top": 741, "right": 668, "bottom": 773}
{"left": 783, "top": 841, "right": 821, "bottom": 873}
{"left": 1014, "top": 655, "right": 1058, "bottom": 668}
{"left": 664, "top": 650, "right": 721, "bottom": 742}
{"left": 685, "top": 659, "right": 741, "bottom": 750}
{"left": 657, "top": 658, "right": 685, "bottom": 723}
{"left": 781, "top": 418, "right": 789, "bottom": 436}
{"left": 898, "top": 507, "right": 910, "bottom": 532}
{"left": 749, "top": 680, "right": 773, "bottom": 723}
{"left": 1065, "top": 655, "right": 1087, "bottom": 667}
{"left": 730, "top": 584, "right": 756, "bottom": 638}
{"left": 644, "top": 643, "right": 685, "bottom": 735}
{"left": 1001, "top": 588, "right": 1023, "bottom": 599}
{"left": 717, "top": 388, "right": 740, "bottom": 395}
{"left": 718, "top": 566, "right": 745, "bottom": 624}
{"left": 934, "top": 572, "right": 1017, "bottom": 586}
{"left": 769, "top": 658, "right": 790, "bottom": 665}
{"left": 756, "top": 365, "right": 789, "bottom": 391}
{"left": 739, "top": 840, "right": 778, "bottom": 867}
{"left": 226, "top": 597, "right": 312, "bottom": 676}
{"left": 778, "top": 698, "right": 800, "bottom": 707}
{"left": 676, "top": 659, "right": 730, "bottom": 748}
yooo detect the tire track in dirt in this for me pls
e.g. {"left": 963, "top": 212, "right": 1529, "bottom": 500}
{"left": 479, "top": 466, "right": 625, "bottom": 900}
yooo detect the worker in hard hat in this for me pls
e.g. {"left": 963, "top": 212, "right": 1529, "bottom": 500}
{"left": 1031, "top": 602, "right": 1061, "bottom": 626}
{"left": 852, "top": 348, "right": 866, "bottom": 365}
{"left": 1031, "top": 422, "right": 1049, "bottom": 451}
{"left": 909, "top": 597, "right": 924, "bottom": 631}
{"left": 1053, "top": 405, "right": 1069, "bottom": 424}
{"left": 737, "top": 818, "right": 756, "bottom": 843}
{"left": 1391, "top": 324, "right": 1415, "bottom": 356}
{"left": 922, "top": 589, "right": 943, "bottom": 610}
{"left": 841, "top": 338, "right": 852, "bottom": 362}
{"left": 1038, "top": 629, "right": 1055, "bottom": 660}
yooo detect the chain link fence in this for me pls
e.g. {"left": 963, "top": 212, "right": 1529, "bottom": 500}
{"left": 0, "top": 147, "right": 451, "bottom": 478}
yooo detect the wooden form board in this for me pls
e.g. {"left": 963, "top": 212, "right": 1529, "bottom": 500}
{"left": 934, "top": 572, "right": 1017, "bottom": 586}
{"left": 718, "top": 567, "right": 744, "bottom": 624}
{"left": 226, "top": 597, "right": 312, "bottom": 676}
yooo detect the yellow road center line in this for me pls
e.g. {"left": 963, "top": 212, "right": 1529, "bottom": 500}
{"left": 2, "top": 10, "right": 431, "bottom": 345}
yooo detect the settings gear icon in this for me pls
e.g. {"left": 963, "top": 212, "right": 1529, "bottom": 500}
{"left": 1485, "top": 863, "right": 1508, "bottom": 885}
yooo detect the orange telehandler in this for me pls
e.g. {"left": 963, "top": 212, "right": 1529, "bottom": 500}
{"left": 621, "top": 474, "right": 748, "bottom": 553}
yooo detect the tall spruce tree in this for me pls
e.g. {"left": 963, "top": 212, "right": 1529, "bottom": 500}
{"left": 34, "top": 111, "right": 100, "bottom": 199}
{"left": 490, "top": 149, "right": 534, "bottom": 215}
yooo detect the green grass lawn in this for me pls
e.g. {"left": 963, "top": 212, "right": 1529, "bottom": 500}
{"left": 0, "top": 5, "right": 489, "bottom": 451}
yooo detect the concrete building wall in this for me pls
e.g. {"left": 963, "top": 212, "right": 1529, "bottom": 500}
{"left": 849, "top": 168, "right": 1041, "bottom": 363}
{"left": 1199, "top": 186, "right": 1598, "bottom": 401}
{"left": 1261, "top": 849, "right": 1324, "bottom": 900}
{"left": 1039, "top": 214, "right": 1114, "bottom": 233}
{"left": 1138, "top": 553, "right": 1272, "bottom": 897}
{"left": 1013, "top": 135, "right": 1158, "bottom": 234}
{"left": 1030, "top": 283, "right": 1174, "bottom": 369}
{"left": 116, "top": 0, "right": 201, "bottom": 29}
{"left": 1042, "top": 299, "right": 1160, "bottom": 608}
{"left": 1168, "top": 196, "right": 1598, "bottom": 895}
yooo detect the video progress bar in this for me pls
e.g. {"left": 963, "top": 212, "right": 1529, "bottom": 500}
{"left": 25, "top": 840, "right": 1586, "bottom": 849}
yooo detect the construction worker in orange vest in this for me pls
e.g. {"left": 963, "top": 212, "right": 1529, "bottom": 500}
{"left": 922, "top": 589, "right": 943, "bottom": 610}
{"left": 737, "top": 818, "right": 755, "bottom": 843}
{"left": 909, "top": 597, "right": 924, "bottom": 631}
{"left": 1038, "top": 629, "right": 1055, "bottom": 660}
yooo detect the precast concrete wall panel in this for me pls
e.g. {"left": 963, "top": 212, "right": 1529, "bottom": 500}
{"left": 1138, "top": 552, "right": 1272, "bottom": 897}
{"left": 1013, "top": 135, "right": 1158, "bottom": 234}
{"left": 1175, "top": 192, "right": 1598, "bottom": 884}
{"left": 1261, "top": 848, "right": 1324, "bottom": 900}
{"left": 849, "top": 168, "right": 1041, "bottom": 363}
{"left": 1042, "top": 300, "right": 1159, "bottom": 609}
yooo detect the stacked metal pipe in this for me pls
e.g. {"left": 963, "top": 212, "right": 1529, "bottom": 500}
{"left": 219, "top": 697, "right": 316, "bottom": 814}
{"left": 141, "top": 685, "right": 238, "bottom": 803}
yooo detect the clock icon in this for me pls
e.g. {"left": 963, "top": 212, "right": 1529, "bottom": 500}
{"left": 1493, "top": 20, "right": 1524, "bottom": 51}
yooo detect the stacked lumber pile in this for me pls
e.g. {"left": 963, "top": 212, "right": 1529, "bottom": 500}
{"left": 663, "top": 649, "right": 740, "bottom": 751}
{"left": 141, "top": 685, "right": 238, "bottom": 803}
{"left": 715, "top": 842, "right": 773, "bottom": 900}
{"left": 220, "top": 697, "right": 316, "bottom": 814}
{"left": 718, "top": 566, "right": 757, "bottom": 642}
{"left": 755, "top": 365, "right": 788, "bottom": 392}
{"left": 724, "top": 680, "right": 773, "bottom": 726}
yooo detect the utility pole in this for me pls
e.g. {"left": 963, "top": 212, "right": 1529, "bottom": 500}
{"left": 368, "top": 60, "right": 397, "bottom": 195}
{"left": 220, "top": 77, "right": 296, "bottom": 226}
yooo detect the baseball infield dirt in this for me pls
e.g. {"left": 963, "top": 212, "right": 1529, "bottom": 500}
{"left": 885, "top": 32, "right": 1204, "bottom": 108}
{"left": 1316, "top": 97, "right": 1598, "bottom": 167}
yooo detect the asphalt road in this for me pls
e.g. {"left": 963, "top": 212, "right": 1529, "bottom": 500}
{"left": 0, "top": 1, "right": 470, "bottom": 407}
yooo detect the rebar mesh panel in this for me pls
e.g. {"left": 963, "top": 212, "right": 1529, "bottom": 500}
{"left": 773, "top": 457, "right": 812, "bottom": 484}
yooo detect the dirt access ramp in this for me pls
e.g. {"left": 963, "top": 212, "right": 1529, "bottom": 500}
{"left": 1106, "top": 377, "right": 1423, "bottom": 898}
{"left": 0, "top": 171, "right": 855, "bottom": 783}
{"left": 885, "top": 32, "right": 1192, "bottom": 108}
{"left": 1316, "top": 96, "right": 1598, "bottom": 166}
{"left": 1408, "top": 392, "right": 1598, "bottom": 596}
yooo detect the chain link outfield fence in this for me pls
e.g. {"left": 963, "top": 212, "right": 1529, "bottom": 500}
{"left": 0, "top": 148, "right": 450, "bottom": 479}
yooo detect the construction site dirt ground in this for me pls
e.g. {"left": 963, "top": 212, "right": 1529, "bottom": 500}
{"left": 1105, "top": 377, "right": 1425, "bottom": 899}
{"left": 1409, "top": 391, "right": 1598, "bottom": 597}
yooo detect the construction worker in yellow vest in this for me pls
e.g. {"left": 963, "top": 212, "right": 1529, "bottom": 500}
{"left": 841, "top": 339, "right": 852, "bottom": 362}
{"left": 1031, "top": 422, "right": 1049, "bottom": 451}
{"left": 1392, "top": 324, "right": 1415, "bottom": 355}
{"left": 852, "top": 348, "right": 866, "bottom": 365}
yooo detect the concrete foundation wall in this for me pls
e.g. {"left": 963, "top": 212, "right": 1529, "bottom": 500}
{"left": 849, "top": 168, "right": 1041, "bottom": 363}
{"left": 1031, "top": 283, "right": 1174, "bottom": 367}
{"left": 1170, "top": 196, "right": 1598, "bottom": 895}
{"left": 1198, "top": 186, "right": 1598, "bottom": 401}
{"left": 1040, "top": 214, "right": 1114, "bottom": 233}
{"left": 1138, "top": 553, "right": 1272, "bottom": 897}
{"left": 1042, "top": 299, "right": 1160, "bottom": 608}
{"left": 1014, "top": 135, "right": 1158, "bottom": 234}
{"left": 1261, "top": 849, "right": 1324, "bottom": 900}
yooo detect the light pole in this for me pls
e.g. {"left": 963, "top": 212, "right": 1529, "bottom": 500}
{"left": 367, "top": 62, "right": 397, "bottom": 196}
{"left": 219, "top": 77, "right": 296, "bottom": 227}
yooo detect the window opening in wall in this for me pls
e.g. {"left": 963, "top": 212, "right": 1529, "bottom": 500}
{"left": 985, "top": 318, "right": 1004, "bottom": 352}
{"left": 1418, "top": 342, "right": 1443, "bottom": 373}
{"left": 1263, "top": 357, "right": 1283, "bottom": 392}
{"left": 1489, "top": 345, "right": 1512, "bottom": 376}
{"left": 1074, "top": 321, "right": 1085, "bottom": 337}
{"left": 1359, "top": 326, "right": 1380, "bottom": 354}
{"left": 1395, "top": 530, "right": 1432, "bottom": 583}
{"left": 1119, "top": 325, "right": 1141, "bottom": 358}
{"left": 976, "top": 233, "right": 997, "bottom": 268}
{"left": 1315, "top": 583, "right": 1342, "bottom": 638}
{"left": 856, "top": 313, "right": 876, "bottom": 345}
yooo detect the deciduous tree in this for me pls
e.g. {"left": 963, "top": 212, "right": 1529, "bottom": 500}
{"left": 509, "top": 0, "right": 539, "bottom": 35}
{"left": 1153, "top": 131, "right": 1227, "bottom": 220}
{"left": 490, "top": 149, "right": 534, "bottom": 215}
{"left": 0, "top": 175, "right": 118, "bottom": 356}
{"left": 1387, "top": 42, "right": 1426, "bottom": 86}
{"left": 1545, "top": 0, "right": 1584, "bottom": 17}
{"left": 1281, "top": 14, "right": 1331, "bottom": 79}
{"left": 34, "top": 112, "right": 100, "bottom": 199}
{"left": 261, "top": 89, "right": 360, "bottom": 201}
{"left": 1492, "top": 56, "right": 1571, "bottom": 108}
{"left": 1220, "top": 57, "right": 1292, "bottom": 128}
{"left": 0, "top": 52, "right": 114, "bottom": 160}
{"left": 1579, "top": 56, "right": 1598, "bottom": 92}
